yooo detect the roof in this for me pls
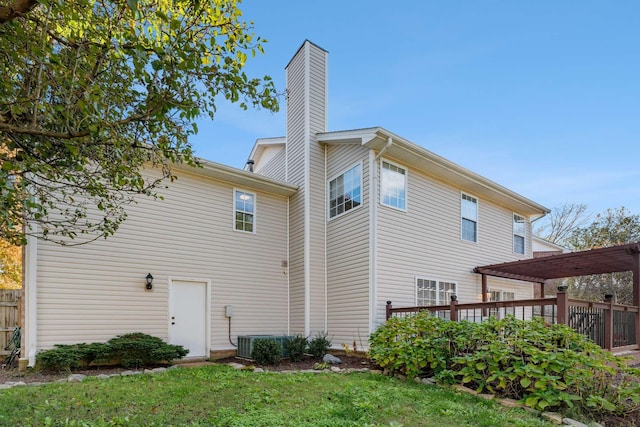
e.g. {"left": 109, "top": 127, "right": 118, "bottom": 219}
{"left": 475, "top": 242, "right": 640, "bottom": 283}
{"left": 246, "top": 137, "right": 286, "bottom": 171}
{"left": 172, "top": 158, "right": 298, "bottom": 197}
{"left": 317, "top": 127, "right": 550, "bottom": 217}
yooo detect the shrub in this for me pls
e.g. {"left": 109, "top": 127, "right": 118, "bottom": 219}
{"left": 369, "top": 312, "right": 640, "bottom": 420}
{"left": 308, "top": 332, "right": 331, "bottom": 359}
{"left": 284, "top": 334, "right": 308, "bottom": 362}
{"left": 251, "top": 338, "right": 282, "bottom": 365}
{"left": 37, "top": 342, "right": 110, "bottom": 372}
{"left": 36, "top": 333, "right": 188, "bottom": 371}
{"left": 106, "top": 333, "right": 188, "bottom": 368}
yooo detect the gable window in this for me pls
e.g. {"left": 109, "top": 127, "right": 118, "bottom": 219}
{"left": 416, "top": 278, "right": 456, "bottom": 306}
{"left": 381, "top": 160, "right": 407, "bottom": 210}
{"left": 234, "top": 190, "right": 255, "bottom": 233}
{"left": 329, "top": 163, "right": 362, "bottom": 219}
{"left": 513, "top": 214, "right": 526, "bottom": 254}
{"left": 461, "top": 193, "right": 478, "bottom": 242}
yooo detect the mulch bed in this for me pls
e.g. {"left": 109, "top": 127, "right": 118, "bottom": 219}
{"left": 0, "top": 354, "right": 374, "bottom": 384}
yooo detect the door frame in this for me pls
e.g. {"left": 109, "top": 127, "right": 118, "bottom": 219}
{"left": 167, "top": 277, "right": 212, "bottom": 358}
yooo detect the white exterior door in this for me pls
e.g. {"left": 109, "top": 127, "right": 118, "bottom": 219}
{"left": 169, "top": 280, "right": 208, "bottom": 358}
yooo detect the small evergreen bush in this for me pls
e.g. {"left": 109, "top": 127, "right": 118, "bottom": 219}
{"left": 369, "top": 312, "right": 640, "bottom": 421}
{"left": 251, "top": 338, "right": 282, "bottom": 365}
{"left": 284, "top": 334, "right": 308, "bottom": 362}
{"left": 308, "top": 332, "right": 331, "bottom": 359}
{"left": 106, "top": 333, "right": 188, "bottom": 368}
{"left": 36, "top": 333, "right": 188, "bottom": 371}
{"left": 37, "top": 342, "right": 110, "bottom": 372}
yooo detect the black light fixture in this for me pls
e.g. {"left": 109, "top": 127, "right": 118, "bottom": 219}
{"left": 145, "top": 273, "right": 154, "bottom": 290}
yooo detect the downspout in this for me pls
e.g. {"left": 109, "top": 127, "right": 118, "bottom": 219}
{"left": 324, "top": 144, "right": 328, "bottom": 332}
{"left": 375, "top": 137, "right": 393, "bottom": 161}
{"left": 369, "top": 137, "right": 392, "bottom": 335}
{"left": 24, "top": 230, "right": 37, "bottom": 368}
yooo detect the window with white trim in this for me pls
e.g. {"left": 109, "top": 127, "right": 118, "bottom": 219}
{"left": 329, "top": 164, "right": 362, "bottom": 219}
{"left": 381, "top": 160, "right": 407, "bottom": 210}
{"left": 234, "top": 190, "right": 255, "bottom": 232}
{"left": 416, "top": 278, "right": 456, "bottom": 306}
{"left": 461, "top": 193, "right": 478, "bottom": 242}
{"left": 513, "top": 214, "right": 526, "bottom": 254}
{"left": 489, "top": 290, "right": 516, "bottom": 318}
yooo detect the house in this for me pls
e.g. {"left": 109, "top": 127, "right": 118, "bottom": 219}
{"left": 20, "top": 41, "right": 549, "bottom": 367}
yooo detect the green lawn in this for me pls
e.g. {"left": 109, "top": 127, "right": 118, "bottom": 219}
{"left": 0, "top": 366, "right": 554, "bottom": 426}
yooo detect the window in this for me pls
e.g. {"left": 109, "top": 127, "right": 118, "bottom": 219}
{"left": 461, "top": 193, "right": 478, "bottom": 242}
{"left": 329, "top": 164, "right": 362, "bottom": 218}
{"left": 234, "top": 190, "right": 255, "bottom": 232}
{"left": 381, "top": 160, "right": 407, "bottom": 210}
{"left": 489, "top": 290, "right": 515, "bottom": 318}
{"left": 416, "top": 278, "right": 456, "bottom": 306}
{"left": 513, "top": 214, "right": 526, "bottom": 254}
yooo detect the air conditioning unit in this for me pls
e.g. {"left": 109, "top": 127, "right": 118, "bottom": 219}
{"left": 236, "top": 335, "right": 292, "bottom": 359}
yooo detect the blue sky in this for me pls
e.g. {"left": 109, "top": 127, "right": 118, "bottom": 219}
{"left": 190, "top": 1, "right": 640, "bottom": 219}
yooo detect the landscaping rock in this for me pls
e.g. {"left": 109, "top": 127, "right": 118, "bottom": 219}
{"left": 453, "top": 384, "right": 477, "bottom": 395}
{"left": 323, "top": 354, "right": 342, "bottom": 365}
{"left": 253, "top": 368, "right": 264, "bottom": 373}
{"left": 0, "top": 383, "right": 13, "bottom": 389}
{"left": 120, "top": 370, "right": 135, "bottom": 376}
{"left": 561, "top": 418, "right": 588, "bottom": 427}
{"left": 330, "top": 366, "right": 342, "bottom": 373}
{"left": 497, "top": 398, "right": 522, "bottom": 408}
{"left": 477, "top": 393, "right": 494, "bottom": 400}
{"left": 541, "top": 412, "right": 563, "bottom": 425}
{"left": 299, "top": 369, "right": 322, "bottom": 374}
{"left": 152, "top": 367, "right": 167, "bottom": 373}
{"left": 369, "top": 369, "right": 383, "bottom": 375}
{"left": 96, "top": 374, "right": 111, "bottom": 380}
{"left": 7, "top": 381, "right": 26, "bottom": 387}
{"left": 227, "top": 363, "right": 245, "bottom": 370}
{"left": 421, "top": 377, "right": 436, "bottom": 385}
{"left": 67, "top": 374, "right": 86, "bottom": 382}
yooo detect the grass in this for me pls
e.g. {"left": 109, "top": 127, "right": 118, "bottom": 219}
{"left": 0, "top": 366, "right": 554, "bottom": 427}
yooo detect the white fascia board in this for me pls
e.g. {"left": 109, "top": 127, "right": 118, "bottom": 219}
{"left": 169, "top": 160, "right": 298, "bottom": 197}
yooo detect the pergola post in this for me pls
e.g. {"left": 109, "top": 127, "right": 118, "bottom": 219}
{"left": 632, "top": 251, "right": 640, "bottom": 348}
{"left": 481, "top": 273, "right": 488, "bottom": 316}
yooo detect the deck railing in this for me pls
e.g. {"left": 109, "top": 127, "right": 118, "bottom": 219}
{"left": 385, "top": 290, "right": 639, "bottom": 351}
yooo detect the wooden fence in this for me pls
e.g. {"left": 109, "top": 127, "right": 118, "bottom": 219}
{"left": 0, "top": 290, "right": 21, "bottom": 356}
{"left": 386, "top": 290, "right": 639, "bottom": 351}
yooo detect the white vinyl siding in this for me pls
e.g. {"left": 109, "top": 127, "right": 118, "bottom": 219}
{"left": 257, "top": 146, "right": 287, "bottom": 182}
{"left": 375, "top": 163, "right": 535, "bottom": 328}
{"left": 35, "top": 167, "right": 290, "bottom": 352}
{"left": 234, "top": 190, "right": 255, "bottom": 233}
{"left": 285, "top": 41, "right": 328, "bottom": 335}
{"left": 326, "top": 144, "right": 370, "bottom": 347}
{"left": 380, "top": 160, "right": 407, "bottom": 211}
{"left": 328, "top": 163, "right": 362, "bottom": 219}
{"left": 513, "top": 214, "right": 525, "bottom": 254}
{"left": 461, "top": 193, "right": 478, "bottom": 242}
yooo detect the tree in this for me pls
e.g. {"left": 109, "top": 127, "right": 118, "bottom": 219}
{"left": 0, "top": 0, "right": 278, "bottom": 245}
{"left": 565, "top": 207, "right": 640, "bottom": 304}
{"left": 0, "top": 239, "right": 21, "bottom": 289}
{"left": 534, "top": 202, "right": 590, "bottom": 247}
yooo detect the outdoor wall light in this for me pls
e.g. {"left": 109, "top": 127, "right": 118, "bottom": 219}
{"left": 145, "top": 273, "right": 154, "bottom": 290}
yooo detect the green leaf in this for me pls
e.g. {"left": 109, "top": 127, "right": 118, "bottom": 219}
{"left": 520, "top": 377, "right": 531, "bottom": 388}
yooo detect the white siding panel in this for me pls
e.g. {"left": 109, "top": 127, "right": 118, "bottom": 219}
{"left": 36, "top": 167, "right": 289, "bottom": 352}
{"left": 327, "top": 144, "right": 370, "bottom": 347}
{"left": 257, "top": 146, "right": 287, "bottom": 181}
{"left": 375, "top": 159, "right": 536, "bottom": 328}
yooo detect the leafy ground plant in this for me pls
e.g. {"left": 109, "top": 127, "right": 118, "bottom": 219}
{"left": 0, "top": 365, "right": 553, "bottom": 426}
{"left": 369, "top": 312, "right": 640, "bottom": 422}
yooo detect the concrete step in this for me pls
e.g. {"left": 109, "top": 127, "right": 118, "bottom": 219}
{"left": 612, "top": 348, "right": 640, "bottom": 366}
